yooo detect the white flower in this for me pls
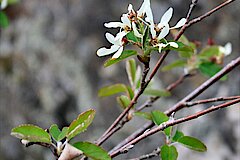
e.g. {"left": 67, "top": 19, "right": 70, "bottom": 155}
{"left": 97, "top": 32, "right": 125, "bottom": 59}
{"left": 147, "top": 7, "right": 186, "bottom": 40}
{"left": 155, "top": 41, "right": 178, "bottom": 53}
{"left": 1, "top": 0, "right": 7, "bottom": 9}
{"left": 137, "top": 0, "right": 151, "bottom": 17}
{"left": 219, "top": 42, "right": 232, "bottom": 56}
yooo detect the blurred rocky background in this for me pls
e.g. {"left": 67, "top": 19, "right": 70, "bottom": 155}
{"left": 0, "top": 0, "right": 239, "bottom": 159}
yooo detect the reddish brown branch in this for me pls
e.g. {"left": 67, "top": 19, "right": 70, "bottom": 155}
{"left": 110, "top": 98, "right": 240, "bottom": 157}
{"left": 184, "top": 95, "right": 240, "bottom": 107}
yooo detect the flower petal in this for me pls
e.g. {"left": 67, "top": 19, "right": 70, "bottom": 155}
{"left": 128, "top": 4, "right": 134, "bottom": 12}
{"left": 132, "top": 22, "right": 142, "bottom": 38}
{"left": 168, "top": 42, "right": 178, "bottom": 48}
{"left": 149, "top": 23, "right": 156, "bottom": 38}
{"left": 160, "top": 7, "right": 173, "bottom": 24}
{"left": 138, "top": 0, "right": 150, "bottom": 16}
{"left": 115, "top": 31, "right": 127, "bottom": 42}
{"left": 97, "top": 45, "right": 119, "bottom": 57}
{"left": 171, "top": 18, "right": 186, "bottom": 29}
{"left": 104, "top": 22, "right": 124, "bottom": 28}
{"left": 1, "top": 0, "right": 7, "bottom": 9}
{"left": 157, "top": 24, "right": 170, "bottom": 40}
{"left": 112, "top": 46, "right": 124, "bottom": 59}
{"left": 105, "top": 33, "right": 116, "bottom": 44}
{"left": 121, "top": 14, "right": 131, "bottom": 27}
{"left": 223, "top": 42, "right": 232, "bottom": 56}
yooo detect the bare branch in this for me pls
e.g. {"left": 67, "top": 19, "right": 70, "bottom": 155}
{"left": 128, "top": 147, "right": 160, "bottom": 160}
{"left": 183, "top": 95, "right": 240, "bottom": 107}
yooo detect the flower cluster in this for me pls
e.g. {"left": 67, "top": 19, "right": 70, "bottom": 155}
{"left": 97, "top": 0, "right": 186, "bottom": 59}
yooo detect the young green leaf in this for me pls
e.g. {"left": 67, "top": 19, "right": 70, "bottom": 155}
{"left": 134, "top": 111, "right": 152, "bottom": 120}
{"left": 168, "top": 41, "right": 194, "bottom": 53}
{"left": 0, "top": 11, "right": 9, "bottom": 28}
{"left": 49, "top": 124, "right": 61, "bottom": 142}
{"left": 126, "top": 59, "right": 137, "bottom": 88}
{"left": 198, "top": 46, "right": 220, "bottom": 59}
{"left": 117, "top": 95, "right": 131, "bottom": 109}
{"left": 151, "top": 110, "right": 171, "bottom": 136}
{"left": 57, "top": 127, "right": 69, "bottom": 141}
{"left": 161, "top": 145, "right": 178, "bottom": 160}
{"left": 162, "top": 60, "right": 187, "bottom": 71}
{"left": 126, "top": 86, "right": 135, "bottom": 99}
{"left": 98, "top": 84, "right": 128, "bottom": 97}
{"left": 11, "top": 124, "right": 51, "bottom": 144}
{"left": 104, "top": 50, "right": 137, "bottom": 67}
{"left": 126, "top": 31, "right": 141, "bottom": 43}
{"left": 142, "top": 26, "right": 149, "bottom": 49}
{"left": 172, "top": 130, "right": 184, "bottom": 142}
{"left": 144, "top": 89, "right": 171, "bottom": 97}
{"left": 177, "top": 136, "right": 207, "bottom": 152}
{"left": 66, "top": 109, "right": 95, "bottom": 140}
{"left": 198, "top": 62, "right": 226, "bottom": 80}
{"left": 73, "top": 142, "right": 111, "bottom": 160}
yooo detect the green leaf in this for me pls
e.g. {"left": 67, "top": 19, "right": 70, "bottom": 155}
{"left": 151, "top": 110, "right": 171, "bottom": 136}
{"left": 126, "top": 86, "right": 134, "bottom": 99}
{"left": 7, "top": 0, "right": 20, "bottom": 5}
{"left": 162, "top": 60, "right": 187, "bottom": 71}
{"left": 126, "top": 59, "right": 136, "bottom": 87}
{"left": 126, "top": 31, "right": 141, "bottom": 43}
{"left": 177, "top": 136, "right": 207, "bottom": 152}
{"left": 0, "top": 11, "right": 9, "bottom": 28}
{"left": 49, "top": 124, "right": 61, "bottom": 142}
{"left": 168, "top": 41, "right": 194, "bottom": 53}
{"left": 11, "top": 124, "right": 51, "bottom": 144}
{"left": 104, "top": 50, "right": 137, "bottom": 67}
{"left": 161, "top": 145, "right": 178, "bottom": 160}
{"left": 98, "top": 84, "right": 128, "bottom": 97}
{"left": 57, "top": 127, "right": 68, "bottom": 141}
{"left": 198, "top": 46, "right": 221, "bottom": 59}
{"left": 73, "top": 142, "right": 111, "bottom": 160}
{"left": 116, "top": 95, "right": 131, "bottom": 109}
{"left": 142, "top": 26, "right": 149, "bottom": 49}
{"left": 66, "top": 109, "right": 95, "bottom": 140}
{"left": 172, "top": 130, "right": 184, "bottom": 142}
{"left": 134, "top": 111, "right": 152, "bottom": 120}
{"left": 144, "top": 89, "right": 171, "bottom": 97}
{"left": 198, "top": 62, "right": 226, "bottom": 80}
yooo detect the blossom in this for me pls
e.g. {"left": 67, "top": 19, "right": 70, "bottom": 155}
{"left": 155, "top": 41, "right": 178, "bottom": 53}
{"left": 147, "top": 7, "right": 186, "bottom": 40}
{"left": 219, "top": 42, "right": 232, "bottom": 56}
{"left": 1, "top": 0, "right": 7, "bottom": 9}
{"left": 97, "top": 32, "right": 125, "bottom": 59}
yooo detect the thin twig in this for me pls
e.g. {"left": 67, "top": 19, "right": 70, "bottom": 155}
{"left": 128, "top": 147, "right": 160, "bottom": 160}
{"left": 183, "top": 95, "right": 240, "bottom": 107}
{"left": 110, "top": 98, "right": 240, "bottom": 157}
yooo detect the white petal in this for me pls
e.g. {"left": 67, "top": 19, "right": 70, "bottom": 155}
{"left": 160, "top": 7, "right": 173, "bottom": 24}
{"left": 112, "top": 46, "right": 124, "bottom": 59}
{"left": 157, "top": 43, "right": 165, "bottom": 53}
{"left": 105, "top": 33, "right": 115, "bottom": 44}
{"left": 145, "top": 4, "right": 153, "bottom": 23}
{"left": 104, "top": 22, "right": 124, "bottom": 28}
{"left": 121, "top": 14, "right": 131, "bottom": 27}
{"left": 168, "top": 42, "right": 178, "bottom": 48}
{"left": 224, "top": 42, "right": 232, "bottom": 56}
{"left": 1, "top": 0, "right": 7, "bottom": 9}
{"left": 171, "top": 18, "right": 186, "bottom": 29}
{"left": 115, "top": 31, "right": 127, "bottom": 42}
{"left": 149, "top": 23, "right": 156, "bottom": 38}
{"left": 97, "top": 45, "right": 119, "bottom": 57}
{"left": 128, "top": 4, "right": 133, "bottom": 12}
{"left": 157, "top": 24, "right": 170, "bottom": 40}
{"left": 138, "top": 0, "right": 150, "bottom": 16}
{"left": 132, "top": 22, "right": 142, "bottom": 38}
